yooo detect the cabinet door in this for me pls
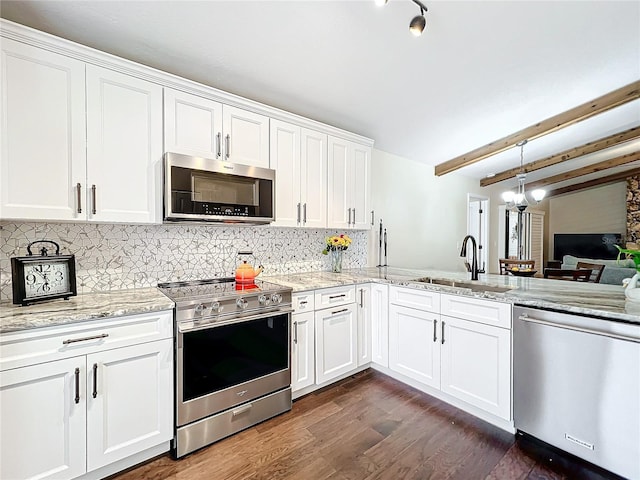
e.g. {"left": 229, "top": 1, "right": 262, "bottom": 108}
{"left": 292, "top": 311, "right": 315, "bottom": 392}
{"left": 86, "top": 65, "right": 163, "bottom": 223}
{"left": 315, "top": 304, "right": 358, "bottom": 384}
{"left": 440, "top": 315, "right": 511, "bottom": 420}
{"left": 357, "top": 285, "right": 372, "bottom": 366}
{"left": 327, "top": 136, "right": 350, "bottom": 228}
{"left": 164, "top": 88, "right": 223, "bottom": 158}
{"left": 270, "top": 120, "right": 301, "bottom": 227}
{"left": 300, "top": 128, "right": 327, "bottom": 228}
{"left": 370, "top": 283, "right": 389, "bottom": 367}
{"left": 86, "top": 339, "right": 173, "bottom": 471}
{"left": 351, "top": 143, "right": 371, "bottom": 229}
{"left": 222, "top": 105, "right": 269, "bottom": 168}
{"left": 1, "top": 38, "right": 87, "bottom": 221}
{"left": 0, "top": 357, "right": 86, "bottom": 480}
{"left": 389, "top": 304, "right": 440, "bottom": 389}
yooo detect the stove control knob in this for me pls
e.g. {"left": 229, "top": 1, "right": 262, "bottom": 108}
{"left": 210, "top": 301, "right": 222, "bottom": 313}
{"left": 194, "top": 303, "right": 207, "bottom": 316}
{"left": 236, "top": 298, "right": 248, "bottom": 310}
{"left": 258, "top": 294, "right": 271, "bottom": 306}
{"left": 271, "top": 293, "right": 283, "bottom": 305}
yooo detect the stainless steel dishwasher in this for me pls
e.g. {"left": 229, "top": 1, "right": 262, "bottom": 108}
{"left": 514, "top": 306, "right": 640, "bottom": 480}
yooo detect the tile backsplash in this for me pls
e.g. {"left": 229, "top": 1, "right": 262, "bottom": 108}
{"left": 0, "top": 222, "right": 367, "bottom": 301}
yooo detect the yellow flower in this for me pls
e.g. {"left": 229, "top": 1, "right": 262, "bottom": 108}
{"left": 322, "top": 234, "right": 352, "bottom": 254}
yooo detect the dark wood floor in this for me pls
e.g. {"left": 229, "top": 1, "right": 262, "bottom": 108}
{"left": 111, "top": 370, "right": 622, "bottom": 480}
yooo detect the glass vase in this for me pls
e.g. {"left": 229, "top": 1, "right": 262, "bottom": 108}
{"left": 330, "top": 249, "right": 343, "bottom": 273}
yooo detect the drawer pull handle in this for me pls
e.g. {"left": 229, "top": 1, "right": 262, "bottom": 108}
{"left": 63, "top": 333, "right": 109, "bottom": 345}
{"left": 441, "top": 321, "right": 445, "bottom": 345}
{"left": 232, "top": 403, "right": 253, "bottom": 417}
{"left": 92, "top": 363, "right": 98, "bottom": 398}
{"left": 299, "top": 300, "right": 307, "bottom": 305}
{"left": 74, "top": 368, "right": 80, "bottom": 404}
{"left": 331, "top": 308, "right": 348, "bottom": 315}
{"left": 329, "top": 294, "right": 346, "bottom": 299}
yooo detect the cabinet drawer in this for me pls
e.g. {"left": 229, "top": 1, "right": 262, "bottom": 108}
{"left": 389, "top": 286, "right": 440, "bottom": 313}
{"left": 0, "top": 310, "right": 173, "bottom": 371}
{"left": 293, "top": 292, "right": 315, "bottom": 313}
{"left": 315, "top": 285, "right": 356, "bottom": 309}
{"left": 440, "top": 294, "right": 511, "bottom": 329}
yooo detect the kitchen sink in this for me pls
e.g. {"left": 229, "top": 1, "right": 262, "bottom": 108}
{"left": 414, "top": 277, "right": 513, "bottom": 293}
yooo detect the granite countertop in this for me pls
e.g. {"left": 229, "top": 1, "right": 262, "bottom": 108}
{"left": 0, "top": 288, "right": 174, "bottom": 333}
{"left": 265, "top": 267, "right": 640, "bottom": 325}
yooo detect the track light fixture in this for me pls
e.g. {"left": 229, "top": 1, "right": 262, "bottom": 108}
{"left": 375, "top": 0, "right": 428, "bottom": 37}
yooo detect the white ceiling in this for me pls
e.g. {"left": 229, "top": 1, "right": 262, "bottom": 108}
{"left": 1, "top": 0, "right": 639, "bottom": 190}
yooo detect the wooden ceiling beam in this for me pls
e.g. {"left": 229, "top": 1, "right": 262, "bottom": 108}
{"left": 523, "top": 150, "right": 640, "bottom": 190}
{"left": 546, "top": 167, "right": 640, "bottom": 198}
{"left": 479, "top": 126, "right": 640, "bottom": 187}
{"left": 434, "top": 80, "right": 640, "bottom": 176}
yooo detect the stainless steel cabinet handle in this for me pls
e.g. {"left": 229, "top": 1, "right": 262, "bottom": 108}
{"left": 347, "top": 208, "right": 352, "bottom": 225}
{"left": 352, "top": 208, "right": 356, "bottom": 224}
{"left": 62, "top": 333, "right": 109, "bottom": 345}
{"left": 299, "top": 300, "right": 307, "bottom": 305}
{"left": 441, "top": 321, "right": 445, "bottom": 344}
{"left": 371, "top": 210, "right": 374, "bottom": 226}
{"left": 232, "top": 403, "right": 253, "bottom": 417}
{"left": 216, "top": 132, "right": 222, "bottom": 158}
{"left": 76, "top": 183, "right": 82, "bottom": 214}
{"left": 303, "top": 203, "right": 307, "bottom": 224}
{"left": 359, "top": 289, "right": 364, "bottom": 308}
{"left": 225, "top": 134, "right": 230, "bottom": 159}
{"left": 91, "top": 185, "right": 97, "bottom": 215}
{"left": 329, "top": 294, "right": 346, "bottom": 299}
{"left": 74, "top": 367, "right": 80, "bottom": 404}
{"left": 518, "top": 315, "right": 640, "bottom": 344}
{"left": 433, "top": 319, "right": 437, "bottom": 343}
{"left": 92, "top": 363, "right": 98, "bottom": 398}
{"left": 297, "top": 203, "right": 301, "bottom": 223}
{"left": 331, "top": 308, "right": 348, "bottom": 315}
{"left": 293, "top": 321, "right": 298, "bottom": 344}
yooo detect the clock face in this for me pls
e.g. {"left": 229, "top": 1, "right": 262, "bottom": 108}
{"left": 23, "top": 261, "right": 71, "bottom": 298}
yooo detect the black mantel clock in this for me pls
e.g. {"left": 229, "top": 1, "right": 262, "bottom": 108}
{"left": 11, "top": 240, "right": 77, "bottom": 306}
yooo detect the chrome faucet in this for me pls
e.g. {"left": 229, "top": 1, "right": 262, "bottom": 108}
{"left": 460, "top": 235, "right": 479, "bottom": 281}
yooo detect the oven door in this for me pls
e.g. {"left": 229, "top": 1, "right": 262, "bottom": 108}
{"left": 176, "top": 310, "right": 291, "bottom": 427}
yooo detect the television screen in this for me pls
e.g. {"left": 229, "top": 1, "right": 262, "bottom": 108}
{"left": 553, "top": 233, "right": 624, "bottom": 261}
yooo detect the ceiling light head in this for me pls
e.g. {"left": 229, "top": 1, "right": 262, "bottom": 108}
{"left": 531, "top": 189, "right": 546, "bottom": 203}
{"left": 374, "top": 0, "right": 389, "bottom": 6}
{"left": 409, "top": 10, "right": 426, "bottom": 36}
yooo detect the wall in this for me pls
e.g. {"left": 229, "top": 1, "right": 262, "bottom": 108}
{"left": 0, "top": 223, "right": 367, "bottom": 301}
{"left": 547, "top": 181, "right": 627, "bottom": 257}
{"left": 369, "top": 149, "right": 489, "bottom": 271}
{"left": 628, "top": 174, "right": 640, "bottom": 244}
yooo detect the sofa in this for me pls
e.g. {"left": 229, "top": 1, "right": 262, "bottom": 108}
{"left": 562, "top": 255, "right": 637, "bottom": 285}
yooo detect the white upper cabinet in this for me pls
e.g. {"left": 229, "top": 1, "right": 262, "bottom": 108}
{"left": 0, "top": 38, "right": 87, "bottom": 221}
{"left": 164, "top": 90, "right": 269, "bottom": 169}
{"left": 222, "top": 104, "right": 269, "bottom": 168}
{"left": 86, "top": 65, "right": 163, "bottom": 223}
{"left": 164, "top": 89, "right": 223, "bottom": 159}
{"left": 271, "top": 120, "right": 327, "bottom": 227}
{"left": 327, "top": 136, "right": 371, "bottom": 229}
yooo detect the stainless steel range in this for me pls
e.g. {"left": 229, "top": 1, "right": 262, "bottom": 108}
{"left": 158, "top": 277, "right": 293, "bottom": 458}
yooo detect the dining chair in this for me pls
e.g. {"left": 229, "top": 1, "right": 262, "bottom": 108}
{"left": 543, "top": 268, "right": 592, "bottom": 282}
{"left": 575, "top": 262, "right": 605, "bottom": 283}
{"left": 499, "top": 258, "right": 536, "bottom": 275}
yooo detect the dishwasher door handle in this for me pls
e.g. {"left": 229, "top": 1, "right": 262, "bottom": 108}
{"left": 518, "top": 314, "right": 640, "bottom": 344}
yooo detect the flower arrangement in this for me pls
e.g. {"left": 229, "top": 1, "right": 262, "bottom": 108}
{"left": 616, "top": 245, "right": 640, "bottom": 273}
{"left": 322, "top": 234, "right": 352, "bottom": 255}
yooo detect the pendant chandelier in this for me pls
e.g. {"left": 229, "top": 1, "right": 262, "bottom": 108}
{"left": 501, "top": 140, "right": 546, "bottom": 212}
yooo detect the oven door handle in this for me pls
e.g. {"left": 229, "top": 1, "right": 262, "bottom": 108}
{"left": 178, "top": 308, "right": 294, "bottom": 333}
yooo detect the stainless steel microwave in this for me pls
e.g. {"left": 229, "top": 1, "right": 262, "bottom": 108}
{"left": 164, "top": 152, "right": 275, "bottom": 224}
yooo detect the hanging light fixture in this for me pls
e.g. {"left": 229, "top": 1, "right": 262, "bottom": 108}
{"left": 375, "top": 0, "right": 428, "bottom": 37}
{"left": 501, "top": 140, "right": 546, "bottom": 212}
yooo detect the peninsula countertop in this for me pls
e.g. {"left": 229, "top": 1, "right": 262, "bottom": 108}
{"left": 264, "top": 267, "right": 640, "bottom": 325}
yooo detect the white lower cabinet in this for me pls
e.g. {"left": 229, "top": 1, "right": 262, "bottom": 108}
{"left": 389, "top": 304, "right": 440, "bottom": 389}
{"left": 440, "top": 315, "right": 511, "bottom": 420}
{"left": 315, "top": 303, "right": 358, "bottom": 384}
{"left": 291, "top": 310, "right": 315, "bottom": 392}
{"left": 0, "top": 311, "right": 174, "bottom": 480}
